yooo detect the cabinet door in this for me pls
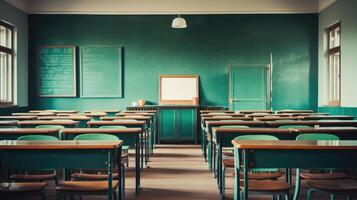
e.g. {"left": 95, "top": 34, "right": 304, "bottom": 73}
{"left": 159, "top": 109, "right": 176, "bottom": 140}
{"left": 177, "top": 109, "right": 196, "bottom": 140}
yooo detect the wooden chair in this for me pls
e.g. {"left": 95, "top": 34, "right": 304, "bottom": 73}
{"left": 220, "top": 133, "right": 287, "bottom": 200}
{"left": 296, "top": 133, "right": 353, "bottom": 200}
{"left": 224, "top": 135, "right": 289, "bottom": 199}
{"left": 59, "top": 133, "right": 124, "bottom": 200}
{"left": 0, "top": 182, "right": 47, "bottom": 200}
{"left": 10, "top": 135, "right": 59, "bottom": 185}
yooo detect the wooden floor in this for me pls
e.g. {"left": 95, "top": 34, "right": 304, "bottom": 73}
{"left": 3, "top": 144, "right": 351, "bottom": 199}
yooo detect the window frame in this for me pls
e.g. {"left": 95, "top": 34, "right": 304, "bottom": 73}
{"left": 326, "top": 22, "right": 341, "bottom": 106}
{"left": 0, "top": 20, "right": 15, "bottom": 107}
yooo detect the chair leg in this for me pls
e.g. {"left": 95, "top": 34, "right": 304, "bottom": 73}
{"left": 277, "top": 194, "right": 281, "bottom": 200}
{"left": 346, "top": 195, "right": 352, "bottom": 200}
{"left": 307, "top": 188, "right": 314, "bottom": 200}
{"left": 122, "top": 164, "right": 126, "bottom": 200}
{"left": 285, "top": 192, "right": 290, "bottom": 200}
{"left": 221, "top": 166, "right": 226, "bottom": 200}
{"left": 271, "top": 195, "right": 276, "bottom": 200}
{"left": 41, "top": 190, "right": 47, "bottom": 200}
{"left": 330, "top": 194, "right": 335, "bottom": 200}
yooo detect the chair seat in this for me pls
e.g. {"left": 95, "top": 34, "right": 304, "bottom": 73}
{"left": 307, "top": 180, "right": 357, "bottom": 192}
{"left": 71, "top": 173, "right": 119, "bottom": 180}
{"left": 240, "top": 180, "right": 291, "bottom": 192}
{"left": 56, "top": 181, "right": 118, "bottom": 192}
{"left": 0, "top": 182, "right": 47, "bottom": 193}
{"left": 10, "top": 173, "right": 56, "bottom": 181}
{"left": 301, "top": 172, "right": 347, "bottom": 180}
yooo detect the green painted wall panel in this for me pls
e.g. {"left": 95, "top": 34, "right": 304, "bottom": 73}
{"left": 27, "top": 14, "right": 318, "bottom": 111}
{"left": 178, "top": 109, "right": 196, "bottom": 140}
{"left": 159, "top": 109, "right": 176, "bottom": 139}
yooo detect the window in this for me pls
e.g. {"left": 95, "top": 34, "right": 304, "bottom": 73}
{"left": 0, "top": 20, "right": 14, "bottom": 106}
{"left": 327, "top": 23, "right": 341, "bottom": 106}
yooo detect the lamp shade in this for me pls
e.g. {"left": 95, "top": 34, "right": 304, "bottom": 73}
{"left": 171, "top": 17, "right": 187, "bottom": 29}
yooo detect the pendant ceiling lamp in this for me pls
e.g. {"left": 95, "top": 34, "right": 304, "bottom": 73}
{"left": 171, "top": 0, "right": 187, "bottom": 29}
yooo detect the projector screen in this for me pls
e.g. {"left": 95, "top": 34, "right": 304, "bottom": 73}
{"left": 159, "top": 75, "right": 199, "bottom": 105}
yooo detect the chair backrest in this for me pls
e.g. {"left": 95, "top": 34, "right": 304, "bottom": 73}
{"left": 99, "top": 125, "right": 127, "bottom": 129}
{"left": 35, "top": 125, "right": 65, "bottom": 129}
{"left": 296, "top": 133, "right": 340, "bottom": 141}
{"left": 278, "top": 125, "right": 312, "bottom": 129}
{"left": 236, "top": 135, "right": 279, "bottom": 141}
{"left": 74, "top": 133, "right": 119, "bottom": 141}
{"left": 17, "top": 135, "right": 59, "bottom": 141}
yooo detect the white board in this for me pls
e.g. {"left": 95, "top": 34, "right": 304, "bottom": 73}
{"left": 159, "top": 75, "right": 199, "bottom": 105}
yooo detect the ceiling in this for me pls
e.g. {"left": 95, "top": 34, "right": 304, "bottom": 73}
{"left": 5, "top": 0, "right": 336, "bottom": 14}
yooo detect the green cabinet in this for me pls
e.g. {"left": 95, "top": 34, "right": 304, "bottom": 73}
{"left": 159, "top": 107, "right": 197, "bottom": 143}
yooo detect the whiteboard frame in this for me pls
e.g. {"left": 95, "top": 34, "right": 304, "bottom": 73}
{"left": 159, "top": 75, "right": 199, "bottom": 105}
{"left": 36, "top": 45, "right": 77, "bottom": 97}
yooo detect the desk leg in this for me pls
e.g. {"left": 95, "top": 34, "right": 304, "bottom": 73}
{"left": 208, "top": 141, "right": 212, "bottom": 171}
{"left": 141, "top": 133, "right": 144, "bottom": 170}
{"left": 136, "top": 135, "right": 140, "bottom": 194}
{"left": 203, "top": 128, "right": 207, "bottom": 162}
{"left": 243, "top": 150, "right": 248, "bottom": 200}
{"left": 234, "top": 149, "right": 241, "bottom": 200}
{"left": 217, "top": 144, "right": 222, "bottom": 188}
{"left": 108, "top": 151, "right": 113, "bottom": 200}
{"left": 285, "top": 168, "right": 292, "bottom": 185}
{"left": 293, "top": 168, "right": 301, "bottom": 200}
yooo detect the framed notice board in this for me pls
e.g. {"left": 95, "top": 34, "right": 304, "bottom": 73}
{"left": 37, "top": 46, "right": 77, "bottom": 97}
{"left": 159, "top": 75, "right": 199, "bottom": 105}
{"left": 80, "top": 46, "right": 123, "bottom": 98}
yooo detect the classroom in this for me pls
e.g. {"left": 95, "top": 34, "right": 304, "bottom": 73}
{"left": 0, "top": 0, "right": 357, "bottom": 199}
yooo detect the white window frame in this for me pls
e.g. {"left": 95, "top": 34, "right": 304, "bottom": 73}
{"left": 326, "top": 22, "right": 341, "bottom": 106}
{"left": 0, "top": 20, "right": 15, "bottom": 107}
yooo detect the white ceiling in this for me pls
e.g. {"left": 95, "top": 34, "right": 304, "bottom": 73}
{"left": 5, "top": 0, "right": 336, "bottom": 14}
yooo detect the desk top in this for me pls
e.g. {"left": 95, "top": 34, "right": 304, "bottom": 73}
{"left": 18, "top": 120, "right": 80, "bottom": 126}
{"left": 202, "top": 117, "right": 252, "bottom": 121}
{"left": 214, "top": 127, "right": 291, "bottom": 134}
{"left": 87, "top": 121, "right": 146, "bottom": 126}
{"left": 0, "top": 121, "right": 18, "bottom": 126}
{"left": 29, "top": 110, "right": 79, "bottom": 114}
{"left": 267, "top": 120, "right": 357, "bottom": 126}
{"left": 236, "top": 110, "right": 273, "bottom": 114}
{"left": 124, "top": 110, "right": 157, "bottom": 113}
{"left": 206, "top": 120, "right": 265, "bottom": 127}
{"left": 200, "top": 110, "right": 234, "bottom": 114}
{"left": 246, "top": 114, "right": 291, "bottom": 117}
{"left": 0, "top": 128, "right": 60, "bottom": 134}
{"left": 276, "top": 110, "right": 314, "bottom": 114}
{"left": 288, "top": 112, "right": 330, "bottom": 116}
{"left": 101, "top": 116, "right": 151, "bottom": 121}
{"left": 12, "top": 112, "right": 56, "bottom": 116}
{"left": 201, "top": 113, "right": 245, "bottom": 117}
{"left": 291, "top": 126, "right": 357, "bottom": 133}
{"left": 84, "top": 110, "right": 120, "bottom": 113}
{"left": 0, "top": 140, "right": 123, "bottom": 150}
{"left": 38, "top": 116, "right": 92, "bottom": 121}
{"left": 57, "top": 113, "right": 107, "bottom": 117}
{"left": 302, "top": 115, "right": 355, "bottom": 120}
{"left": 232, "top": 140, "right": 357, "bottom": 150}
{"left": 63, "top": 128, "right": 141, "bottom": 134}
{"left": 0, "top": 116, "right": 38, "bottom": 120}
{"left": 116, "top": 113, "right": 155, "bottom": 116}
{"left": 254, "top": 116, "right": 303, "bottom": 121}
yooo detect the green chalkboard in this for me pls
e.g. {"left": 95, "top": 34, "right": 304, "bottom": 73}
{"left": 80, "top": 46, "right": 123, "bottom": 98}
{"left": 37, "top": 46, "right": 77, "bottom": 97}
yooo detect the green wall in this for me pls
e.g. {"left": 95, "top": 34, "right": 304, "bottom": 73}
{"left": 318, "top": 0, "right": 357, "bottom": 115}
{"left": 0, "top": 0, "right": 28, "bottom": 114}
{"left": 28, "top": 14, "right": 318, "bottom": 111}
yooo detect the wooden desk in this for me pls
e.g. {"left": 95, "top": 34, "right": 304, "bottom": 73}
{"left": 231, "top": 140, "right": 357, "bottom": 200}
{"left": 0, "top": 128, "right": 61, "bottom": 140}
{"left": 276, "top": 110, "right": 314, "bottom": 114}
{"left": 116, "top": 113, "right": 155, "bottom": 117}
{"left": 18, "top": 120, "right": 79, "bottom": 128}
{"left": 201, "top": 113, "right": 245, "bottom": 118}
{"left": 37, "top": 116, "right": 92, "bottom": 128}
{"left": 29, "top": 110, "right": 79, "bottom": 114}
{"left": 123, "top": 110, "right": 157, "bottom": 114}
{"left": 267, "top": 120, "right": 357, "bottom": 128}
{"left": 200, "top": 110, "right": 234, "bottom": 114}
{"left": 0, "top": 121, "right": 18, "bottom": 127}
{"left": 301, "top": 115, "right": 355, "bottom": 120}
{"left": 287, "top": 112, "right": 330, "bottom": 116}
{"left": 253, "top": 116, "right": 303, "bottom": 121}
{"left": 245, "top": 113, "right": 291, "bottom": 118}
{"left": 0, "top": 116, "right": 38, "bottom": 120}
{"left": 57, "top": 113, "right": 107, "bottom": 120}
{"left": 12, "top": 112, "right": 56, "bottom": 116}
{"left": 84, "top": 110, "right": 120, "bottom": 117}
{"left": 291, "top": 126, "right": 357, "bottom": 139}
{"left": 236, "top": 110, "right": 273, "bottom": 114}
{"left": 87, "top": 120, "right": 148, "bottom": 169}
{"left": 0, "top": 140, "right": 123, "bottom": 200}
{"left": 62, "top": 128, "right": 142, "bottom": 194}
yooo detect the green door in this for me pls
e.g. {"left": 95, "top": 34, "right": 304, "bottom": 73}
{"left": 159, "top": 109, "right": 176, "bottom": 140}
{"left": 178, "top": 109, "right": 196, "bottom": 141}
{"left": 229, "top": 65, "right": 270, "bottom": 110}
